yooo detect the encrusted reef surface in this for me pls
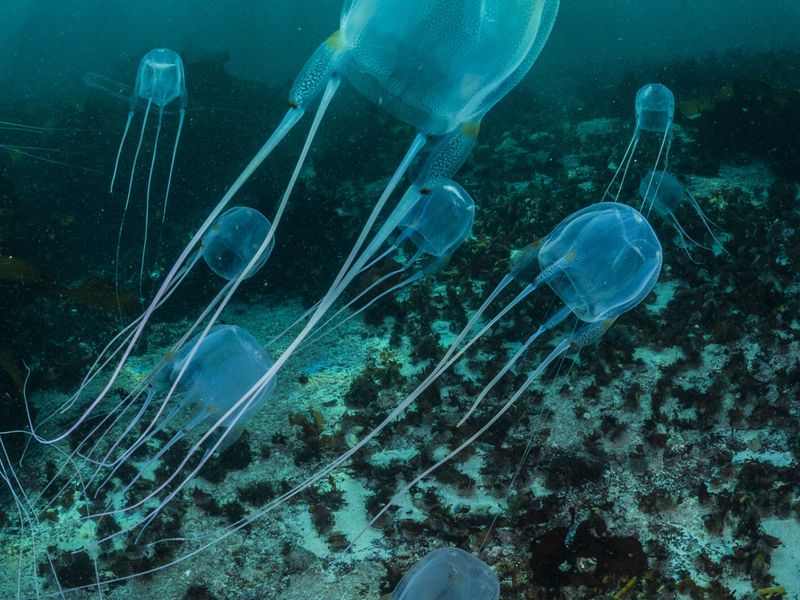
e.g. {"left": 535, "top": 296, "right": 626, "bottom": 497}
{"left": 1, "top": 51, "right": 799, "bottom": 599}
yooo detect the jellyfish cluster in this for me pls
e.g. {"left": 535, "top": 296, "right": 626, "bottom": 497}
{"left": 0, "top": 0, "right": 740, "bottom": 598}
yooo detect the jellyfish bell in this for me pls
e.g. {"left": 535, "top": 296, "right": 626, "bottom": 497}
{"left": 201, "top": 206, "right": 275, "bottom": 280}
{"left": 635, "top": 83, "right": 675, "bottom": 133}
{"left": 396, "top": 180, "right": 476, "bottom": 258}
{"left": 338, "top": 0, "right": 560, "bottom": 136}
{"left": 135, "top": 48, "right": 186, "bottom": 107}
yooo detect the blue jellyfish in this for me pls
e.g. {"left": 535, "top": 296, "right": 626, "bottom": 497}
{"left": 393, "top": 547, "right": 500, "bottom": 600}
{"left": 109, "top": 48, "right": 188, "bottom": 288}
{"left": 0, "top": 118, "right": 98, "bottom": 170}
{"left": 201, "top": 205, "right": 275, "bottom": 279}
{"left": 639, "top": 170, "right": 728, "bottom": 258}
{"left": 283, "top": 179, "right": 475, "bottom": 348}
{"left": 604, "top": 83, "right": 675, "bottom": 203}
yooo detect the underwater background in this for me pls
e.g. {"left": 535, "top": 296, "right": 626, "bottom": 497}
{"left": 1, "top": 1, "right": 799, "bottom": 599}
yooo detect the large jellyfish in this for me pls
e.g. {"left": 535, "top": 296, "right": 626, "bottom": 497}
{"left": 85, "top": 325, "right": 277, "bottom": 526}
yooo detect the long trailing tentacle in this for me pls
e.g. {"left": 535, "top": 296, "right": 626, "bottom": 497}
{"left": 115, "top": 98, "right": 152, "bottom": 311}
{"left": 613, "top": 134, "right": 640, "bottom": 202}
{"left": 640, "top": 131, "right": 672, "bottom": 211}
{"left": 162, "top": 106, "right": 185, "bottom": 225}
{"left": 457, "top": 305, "right": 571, "bottom": 425}
{"left": 266, "top": 243, "right": 400, "bottom": 349}
{"left": 110, "top": 110, "right": 134, "bottom": 193}
{"left": 300, "top": 249, "right": 422, "bottom": 348}
{"left": 603, "top": 130, "right": 637, "bottom": 202}
{"left": 686, "top": 191, "right": 730, "bottom": 255}
{"left": 140, "top": 106, "right": 164, "bottom": 291}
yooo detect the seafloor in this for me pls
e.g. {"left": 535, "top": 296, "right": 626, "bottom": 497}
{"left": 1, "top": 50, "right": 799, "bottom": 600}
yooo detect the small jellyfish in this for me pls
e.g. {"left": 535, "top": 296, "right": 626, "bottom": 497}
{"left": 108, "top": 48, "right": 188, "bottom": 289}
{"left": 88, "top": 325, "right": 276, "bottom": 534}
{"left": 639, "top": 170, "right": 728, "bottom": 258}
{"left": 393, "top": 547, "right": 500, "bottom": 600}
{"left": 604, "top": 83, "right": 675, "bottom": 203}
{"left": 201, "top": 206, "right": 275, "bottom": 280}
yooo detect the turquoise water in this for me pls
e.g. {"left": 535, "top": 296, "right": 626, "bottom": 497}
{"left": 1, "top": 2, "right": 799, "bottom": 599}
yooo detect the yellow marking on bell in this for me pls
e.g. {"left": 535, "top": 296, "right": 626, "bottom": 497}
{"left": 460, "top": 121, "right": 481, "bottom": 139}
{"left": 325, "top": 29, "right": 345, "bottom": 51}
{"left": 565, "top": 249, "right": 577, "bottom": 262}
{"left": 603, "top": 318, "right": 615, "bottom": 330}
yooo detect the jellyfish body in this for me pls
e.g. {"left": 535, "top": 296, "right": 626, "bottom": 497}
{"left": 111, "top": 48, "right": 188, "bottom": 289}
{"left": 155, "top": 324, "right": 277, "bottom": 449}
{"left": 296, "top": 179, "right": 475, "bottom": 347}
{"left": 395, "top": 181, "right": 476, "bottom": 258}
{"left": 392, "top": 547, "right": 500, "bottom": 600}
{"left": 202, "top": 206, "right": 275, "bottom": 280}
{"left": 604, "top": 83, "right": 675, "bottom": 203}
{"left": 91, "top": 325, "right": 276, "bottom": 508}
{"left": 639, "top": 170, "right": 728, "bottom": 257}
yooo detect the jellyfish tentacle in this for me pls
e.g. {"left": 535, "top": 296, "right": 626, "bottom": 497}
{"left": 162, "top": 103, "right": 185, "bottom": 225}
{"left": 140, "top": 106, "right": 164, "bottom": 291}
{"left": 603, "top": 129, "right": 637, "bottom": 202}
{"left": 110, "top": 110, "right": 134, "bottom": 193}
{"left": 458, "top": 305, "right": 571, "bottom": 425}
